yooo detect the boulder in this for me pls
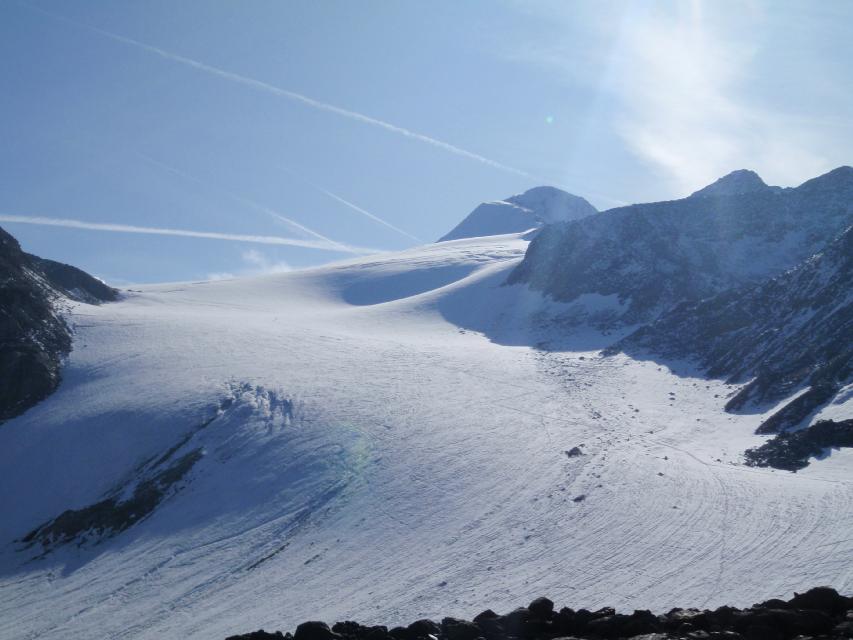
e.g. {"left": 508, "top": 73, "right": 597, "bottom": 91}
{"left": 364, "top": 627, "right": 390, "bottom": 640}
{"left": 388, "top": 627, "right": 409, "bottom": 640}
{"left": 496, "top": 607, "right": 529, "bottom": 636}
{"left": 552, "top": 608, "right": 577, "bottom": 635}
{"left": 331, "top": 621, "right": 362, "bottom": 636}
{"left": 294, "top": 622, "right": 340, "bottom": 640}
{"left": 440, "top": 618, "right": 481, "bottom": 640}
{"left": 584, "top": 610, "right": 658, "bottom": 638}
{"left": 788, "top": 586, "right": 847, "bottom": 614}
{"left": 225, "top": 631, "right": 286, "bottom": 640}
{"left": 834, "top": 618, "right": 853, "bottom": 637}
{"left": 472, "top": 610, "right": 498, "bottom": 623}
{"left": 528, "top": 597, "right": 554, "bottom": 620}
{"left": 406, "top": 619, "right": 440, "bottom": 638}
{"left": 732, "top": 607, "right": 833, "bottom": 638}
{"left": 752, "top": 598, "right": 788, "bottom": 610}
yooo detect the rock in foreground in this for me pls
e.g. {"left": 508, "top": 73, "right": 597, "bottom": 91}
{"left": 227, "top": 586, "right": 853, "bottom": 640}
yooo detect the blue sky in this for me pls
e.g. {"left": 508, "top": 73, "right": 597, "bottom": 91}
{"left": 1, "top": 0, "right": 851, "bottom": 284}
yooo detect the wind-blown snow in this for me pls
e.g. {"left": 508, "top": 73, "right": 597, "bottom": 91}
{"left": 0, "top": 233, "right": 850, "bottom": 640}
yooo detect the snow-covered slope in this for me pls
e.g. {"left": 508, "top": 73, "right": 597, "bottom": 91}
{"left": 438, "top": 187, "right": 597, "bottom": 242}
{"left": 1, "top": 232, "right": 851, "bottom": 640}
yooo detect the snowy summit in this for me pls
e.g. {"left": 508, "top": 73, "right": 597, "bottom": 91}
{"left": 438, "top": 186, "right": 597, "bottom": 242}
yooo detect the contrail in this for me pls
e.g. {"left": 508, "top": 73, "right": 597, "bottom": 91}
{"left": 0, "top": 214, "right": 377, "bottom": 254}
{"left": 23, "top": 3, "right": 537, "bottom": 181}
{"left": 280, "top": 167, "right": 422, "bottom": 243}
{"left": 137, "top": 153, "right": 353, "bottom": 252}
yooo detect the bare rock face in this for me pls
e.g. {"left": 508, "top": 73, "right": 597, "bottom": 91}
{"left": 0, "top": 225, "right": 117, "bottom": 423}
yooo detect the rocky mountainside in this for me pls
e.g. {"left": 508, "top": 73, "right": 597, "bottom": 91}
{"left": 438, "top": 186, "right": 597, "bottom": 242}
{"left": 0, "top": 226, "right": 117, "bottom": 422}
{"left": 507, "top": 167, "right": 853, "bottom": 326}
{"left": 614, "top": 224, "right": 853, "bottom": 434}
{"left": 28, "top": 254, "right": 120, "bottom": 305}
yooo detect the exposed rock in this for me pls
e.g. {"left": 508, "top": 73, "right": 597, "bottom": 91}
{"left": 473, "top": 610, "right": 499, "bottom": 623}
{"left": 745, "top": 419, "right": 853, "bottom": 471}
{"left": 788, "top": 586, "right": 851, "bottom": 614}
{"left": 440, "top": 617, "right": 480, "bottom": 640}
{"left": 27, "top": 254, "right": 119, "bottom": 304}
{"left": 294, "top": 621, "right": 341, "bottom": 640}
{"left": 407, "top": 619, "right": 441, "bottom": 638}
{"left": 0, "top": 225, "right": 117, "bottom": 424}
{"left": 228, "top": 585, "right": 853, "bottom": 640}
{"left": 835, "top": 619, "right": 853, "bottom": 636}
{"left": 528, "top": 597, "right": 555, "bottom": 620}
{"left": 226, "top": 630, "right": 286, "bottom": 640}
{"left": 21, "top": 448, "right": 202, "bottom": 552}
{"left": 584, "top": 610, "right": 659, "bottom": 638}
{"left": 613, "top": 223, "right": 853, "bottom": 436}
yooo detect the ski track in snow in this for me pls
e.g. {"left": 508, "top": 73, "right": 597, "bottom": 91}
{"left": 0, "top": 233, "right": 851, "bottom": 639}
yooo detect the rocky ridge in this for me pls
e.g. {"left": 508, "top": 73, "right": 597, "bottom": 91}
{"left": 0, "top": 225, "right": 117, "bottom": 423}
{"left": 508, "top": 167, "right": 853, "bottom": 326}
{"left": 613, "top": 224, "right": 853, "bottom": 435}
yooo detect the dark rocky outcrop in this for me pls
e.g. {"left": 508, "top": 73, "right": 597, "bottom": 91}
{"left": 18, "top": 393, "right": 241, "bottom": 553}
{"left": 0, "top": 225, "right": 117, "bottom": 424}
{"left": 745, "top": 419, "right": 853, "bottom": 471}
{"left": 295, "top": 621, "right": 341, "bottom": 640}
{"left": 226, "top": 586, "right": 853, "bottom": 640}
{"left": 27, "top": 254, "right": 119, "bottom": 304}
{"left": 21, "top": 448, "right": 202, "bottom": 552}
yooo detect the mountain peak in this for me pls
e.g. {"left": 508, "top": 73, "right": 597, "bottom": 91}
{"left": 438, "top": 186, "right": 596, "bottom": 242}
{"left": 796, "top": 165, "right": 853, "bottom": 192}
{"left": 504, "top": 186, "right": 597, "bottom": 224}
{"left": 689, "top": 169, "right": 769, "bottom": 198}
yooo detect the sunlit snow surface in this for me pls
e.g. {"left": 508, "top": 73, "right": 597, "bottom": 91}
{"left": 1, "top": 233, "right": 851, "bottom": 639}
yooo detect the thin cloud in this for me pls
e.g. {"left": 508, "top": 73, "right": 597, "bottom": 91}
{"left": 206, "top": 249, "right": 292, "bottom": 281}
{"left": 0, "top": 214, "right": 377, "bottom": 254}
{"left": 240, "top": 248, "right": 292, "bottom": 274}
{"left": 24, "top": 3, "right": 538, "bottom": 182}
{"left": 137, "top": 153, "right": 353, "bottom": 252}
{"left": 280, "top": 167, "right": 422, "bottom": 243}
{"left": 607, "top": 4, "right": 831, "bottom": 193}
